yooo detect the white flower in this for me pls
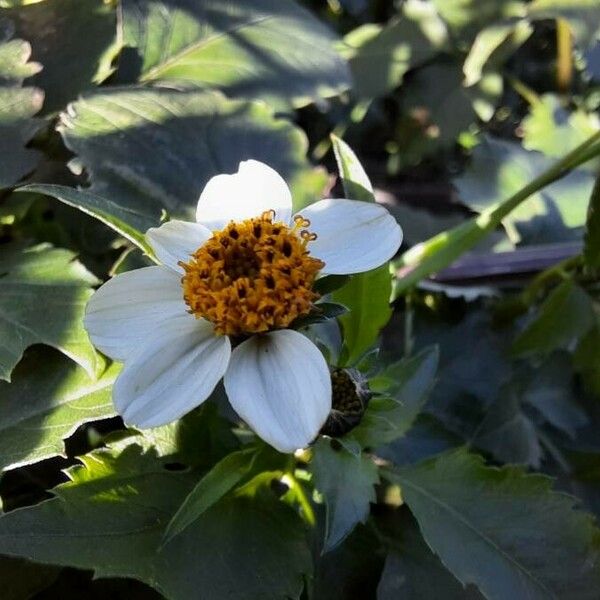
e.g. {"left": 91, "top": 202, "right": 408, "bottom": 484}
{"left": 84, "top": 160, "right": 402, "bottom": 453}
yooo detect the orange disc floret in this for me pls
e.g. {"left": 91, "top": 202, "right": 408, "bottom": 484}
{"left": 180, "top": 211, "right": 324, "bottom": 336}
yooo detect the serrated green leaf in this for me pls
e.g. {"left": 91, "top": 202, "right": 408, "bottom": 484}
{"left": 164, "top": 448, "right": 256, "bottom": 543}
{"left": 349, "top": 347, "right": 439, "bottom": 448}
{"left": 520, "top": 352, "right": 587, "bottom": 438}
{"left": 0, "top": 21, "right": 43, "bottom": 189}
{"left": 0, "top": 349, "right": 117, "bottom": 472}
{"left": 0, "top": 445, "right": 312, "bottom": 600}
{"left": 0, "top": 243, "right": 99, "bottom": 381}
{"left": 310, "top": 438, "right": 379, "bottom": 552}
{"left": 377, "top": 511, "right": 482, "bottom": 599}
{"left": 472, "top": 385, "right": 542, "bottom": 467}
{"left": 119, "top": 0, "right": 350, "bottom": 109}
{"left": 388, "top": 449, "right": 600, "bottom": 600}
{"left": 57, "top": 87, "right": 326, "bottom": 232}
{"left": 333, "top": 264, "right": 393, "bottom": 366}
{"left": 5, "top": 0, "right": 117, "bottom": 113}
{"left": 512, "top": 280, "right": 595, "bottom": 357}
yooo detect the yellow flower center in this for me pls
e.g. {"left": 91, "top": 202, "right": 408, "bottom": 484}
{"left": 180, "top": 210, "right": 324, "bottom": 336}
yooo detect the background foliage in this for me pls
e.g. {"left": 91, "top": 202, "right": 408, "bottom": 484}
{"left": 1, "top": 0, "right": 600, "bottom": 598}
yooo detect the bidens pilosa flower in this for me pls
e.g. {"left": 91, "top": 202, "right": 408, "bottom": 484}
{"left": 84, "top": 160, "right": 402, "bottom": 452}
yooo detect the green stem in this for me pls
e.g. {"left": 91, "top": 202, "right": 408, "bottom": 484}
{"left": 392, "top": 131, "right": 600, "bottom": 299}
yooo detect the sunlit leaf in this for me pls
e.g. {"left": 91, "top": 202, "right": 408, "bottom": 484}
{"left": 463, "top": 20, "right": 532, "bottom": 86}
{"left": 164, "top": 448, "right": 257, "bottom": 543}
{"left": 118, "top": 0, "right": 350, "bottom": 108}
{"left": 454, "top": 135, "right": 594, "bottom": 244}
{"left": 340, "top": 6, "right": 443, "bottom": 99}
{"left": 57, "top": 87, "right": 326, "bottom": 232}
{"left": 0, "top": 243, "right": 99, "bottom": 381}
{"left": 522, "top": 95, "right": 600, "bottom": 161}
{"left": 431, "top": 0, "right": 526, "bottom": 45}
{"left": 331, "top": 134, "right": 374, "bottom": 202}
{"left": 0, "top": 445, "right": 312, "bottom": 600}
{"left": 6, "top": 0, "right": 117, "bottom": 113}
{"left": 0, "top": 349, "right": 117, "bottom": 472}
{"left": 0, "top": 20, "right": 43, "bottom": 189}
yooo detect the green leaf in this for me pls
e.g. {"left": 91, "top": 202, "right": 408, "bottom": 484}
{"left": 454, "top": 136, "right": 594, "bottom": 244}
{"left": 0, "top": 445, "right": 312, "bottom": 600}
{"left": 0, "top": 243, "right": 99, "bottom": 381}
{"left": 574, "top": 325, "right": 600, "bottom": 397}
{"left": 313, "top": 274, "right": 351, "bottom": 295}
{"left": 331, "top": 134, "right": 375, "bottom": 202}
{"left": 340, "top": 8, "right": 443, "bottom": 99}
{"left": 291, "top": 302, "right": 348, "bottom": 329}
{"left": 463, "top": 20, "right": 532, "bottom": 86}
{"left": 312, "top": 525, "right": 384, "bottom": 600}
{"left": 333, "top": 264, "right": 393, "bottom": 366}
{"left": 584, "top": 170, "right": 600, "bottom": 269}
{"left": 472, "top": 385, "right": 542, "bottom": 467}
{"left": 0, "top": 349, "right": 117, "bottom": 472}
{"left": 402, "top": 61, "right": 479, "bottom": 148}
{"left": 520, "top": 352, "right": 587, "bottom": 438}
{"left": 310, "top": 438, "right": 379, "bottom": 552}
{"left": 57, "top": 87, "right": 326, "bottom": 232}
{"left": 164, "top": 448, "right": 257, "bottom": 543}
{"left": 0, "top": 21, "right": 43, "bottom": 189}
{"left": 18, "top": 184, "right": 154, "bottom": 255}
{"left": 431, "top": 0, "right": 526, "bottom": 44}
{"left": 388, "top": 449, "right": 600, "bottom": 600}
{"left": 119, "top": 0, "right": 350, "bottom": 108}
{"left": 5, "top": 0, "right": 117, "bottom": 113}
{"left": 349, "top": 347, "right": 439, "bottom": 448}
{"left": 512, "top": 280, "right": 595, "bottom": 357}
{"left": 377, "top": 511, "right": 481, "bottom": 599}
{"left": 522, "top": 95, "right": 600, "bottom": 161}
{"left": 528, "top": 0, "right": 600, "bottom": 49}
